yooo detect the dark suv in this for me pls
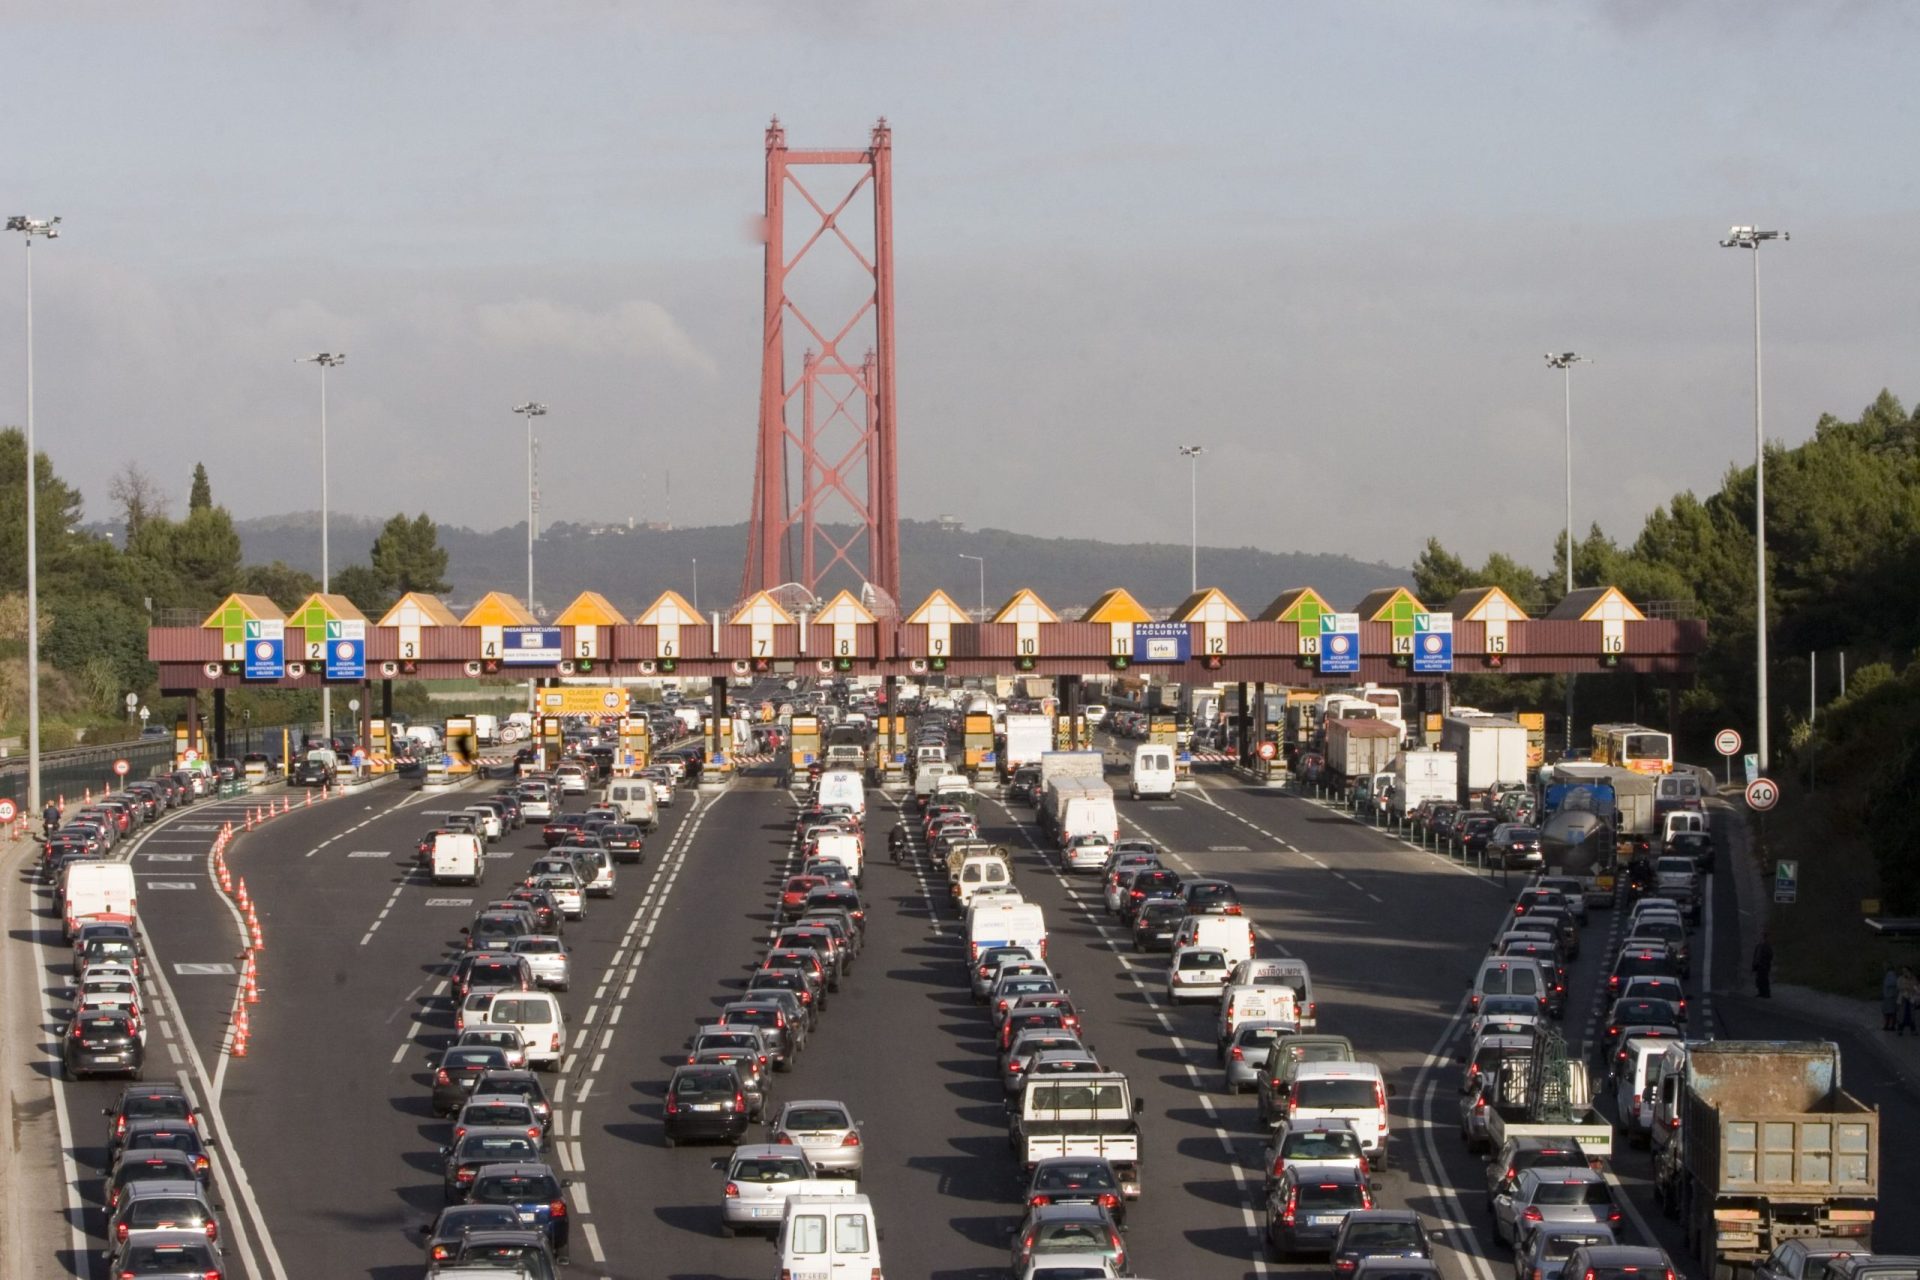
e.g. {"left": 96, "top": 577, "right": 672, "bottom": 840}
{"left": 662, "top": 1064, "right": 750, "bottom": 1147}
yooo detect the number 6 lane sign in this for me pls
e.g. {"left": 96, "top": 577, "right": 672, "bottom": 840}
{"left": 1745, "top": 778, "right": 1780, "bottom": 812}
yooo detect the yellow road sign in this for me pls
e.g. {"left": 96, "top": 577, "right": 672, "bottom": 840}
{"left": 538, "top": 686, "right": 631, "bottom": 716}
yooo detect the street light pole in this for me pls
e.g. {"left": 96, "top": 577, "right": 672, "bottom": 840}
{"left": 1179, "top": 445, "right": 1205, "bottom": 593}
{"left": 691, "top": 557, "right": 699, "bottom": 612}
{"left": 1545, "top": 352, "right": 1589, "bottom": 758}
{"left": 1721, "top": 226, "right": 1788, "bottom": 775}
{"left": 958, "top": 554, "right": 985, "bottom": 619}
{"left": 8, "top": 215, "right": 57, "bottom": 817}
{"left": 298, "top": 352, "right": 345, "bottom": 743}
{"left": 512, "top": 402, "right": 547, "bottom": 609}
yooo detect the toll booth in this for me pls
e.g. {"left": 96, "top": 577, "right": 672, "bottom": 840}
{"left": 540, "top": 716, "right": 564, "bottom": 773}
{"left": 1518, "top": 711, "right": 1547, "bottom": 769}
{"left": 367, "top": 719, "right": 395, "bottom": 774}
{"left": 617, "top": 717, "right": 652, "bottom": 775}
{"left": 710, "top": 718, "right": 736, "bottom": 775}
{"left": 445, "top": 717, "right": 478, "bottom": 775}
{"left": 874, "top": 715, "right": 909, "bottom": 785}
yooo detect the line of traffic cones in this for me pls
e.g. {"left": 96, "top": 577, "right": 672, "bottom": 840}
{"left": 243, "top": 953, "right": 260, "bottom": 1005}
{"left": 229, "top": 1004, "right": 250, "bottom": 1058}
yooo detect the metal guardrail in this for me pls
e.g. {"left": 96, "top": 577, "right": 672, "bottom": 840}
{"left": 0, "top": 739, "right": 175, "bottom": 811}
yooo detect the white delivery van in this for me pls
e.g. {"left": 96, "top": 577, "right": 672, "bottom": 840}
{"left": 1289, "top": 1061, "right": 1394, "bottom": 1163}
{"left": 1059, "top": 790, "right": 1119, "bottom": 845}
{"left": 1130, "top": 745, "right": 1177, "bottom": 800}
{"left": 1615, "top": 1037, "right": 1670, "bottom": 1147}
{"left": 967, "top": 901, "right": 1048, "bottom": 963}
{"left": 63, "top": 863, "right": 138, "bottom": 938}
{"left": 815, "top": 769, "right": 867, "bottom": 819}
{"left": 1662, "top": 810, "right": 1707, "bottom": 846}
{"left": 812, "top": 830, "right": 864, "bottom": 883}
{"left": 432, "top": 833, "right": 485, "bottom": 886}
{"left": 485, "top": 990, "right": 565, "bottom": 1070}
{"left": 778, "top": 1193, "right": 882, "bottom": 1280}
{"left": 952, "top": 852, "right": 1014, "bottom": 907}
{"left": 1175, "top": 913, "right": 1257, "bottom": 969}
{"left": 603, "top": 777, "right": 660, "bottom": 831}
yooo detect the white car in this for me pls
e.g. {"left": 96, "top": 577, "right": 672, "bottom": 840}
{"left": 509, "top": 936, "right": 572, "bottom": 992}
{"left": 643, "top": 768, "right": 677, "bottom": 806}
{"left": 554, "top": 764, "right": 588, "bottom": 795}
{"left": 76, "top": 960, "right": 139, "bottom": 990}
{"left": 463, "top": 806, "right": 503, "bottom": 841}
{"left": 534, "top": 873, "right": 585, "bottom": 921}
{"left": 577, "top": 847, "right": 616, "bottom": 898}
{"left": 1167, "top": 946, "right": 1231, "bottom": 1004}
{"left": 77, "top": 975, "right": 143, "bottom": 1017}
{"left": 517, "top": 788, "right": 552, "bottom": 822}
{"left": 714, "top": 1144, "right": 849, "bottom": 1236}
{"left": 453, "top": 1026, "right": 528, "bottom": 1069}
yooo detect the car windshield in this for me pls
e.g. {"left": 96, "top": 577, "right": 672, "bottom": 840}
{"left": 446, "top": 1049, "right": 505, "bottom": 1069}
{"left": 1189, "top": 883, "right": 1237, "bottom": 907}
{"left": 1540, "top": 1232, "right": 1613, "bottom": 1260}
{"left": 1285, "top": 1129, "right": 1362, "bottom": 1158}
{"left": 474, "top": 1173, "right": 561, "bottom": 1201}
{"left": 1296, "top": 1180, "right": 1363, "bottom": 1209}
{"left": 124, "top": 1242, "right": 217, "bottom": 1269}
{"left": 785, "top": 1107, "right": 849, "bottom": 1129}
{"left": 1035, "top": 1163, "right": 1115, "bottom": 1191}
{"left": 674, "top": 1071, "right": 735, "bottom": 1096}
{"left": 464, "top": 1104, "right": 528, "bottom": 1124}
{"left": 1345, "top": 1221, "right": 1421, "bottom": 1247}
{"left": 733, "top": 1155, "right": 811, "bottom": 1182}
{"left": 1294, "top": 1079, "right": 1379, "bottom": 1109}
{"left": 461, "top": 1135, "right": 537, "bottom": 1159}
{"left": 1531, "top": 1181, "right": 1610, "bottom": 1206}
{"left": 1179, "top": 952, "right": 1226, "bottom": 971}
{"left": 489, "top": 999, "right": 552, "bottom": 1024}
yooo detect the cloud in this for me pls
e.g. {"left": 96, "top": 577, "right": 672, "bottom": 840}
{"left": 471, "top": 298, "right": 718, "bottom": 376}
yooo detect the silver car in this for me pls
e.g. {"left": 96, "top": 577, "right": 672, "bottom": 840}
{"left": 107, "top": 1229, "right": 222, "bottom": 1280}
{"left": 713, "top": 1143, "right": 820, "bottom": 1236}
{"left": 1224, "top": 1021, "right": 1294, "bottom": 1094}
{"left": 768, "top": 1099, "right": 864, "bottom": 1177}
{"left": 510, "top": 936, "right": 572, "bottom": 992}
{"left": 1495, "top": 1168, "right": 1619, "bottom": 1249}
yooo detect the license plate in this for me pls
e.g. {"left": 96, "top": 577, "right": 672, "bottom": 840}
{"left": 694, "top": 1102, "right": 724, "bottom": 1112}
{"left": 752, "top": 1205, "right": 778, "bottom": 1217}
{"left": 518, "top": 1212, "right": 537, "bottom": 1224}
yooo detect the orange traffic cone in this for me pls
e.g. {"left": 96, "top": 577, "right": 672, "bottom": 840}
{"left": 249, "top": 911, "right": 264, "bottom": 951}
{"left": 236, "top": 879, "right": 250, "bottom": 910}
{"left": 244, "top": 958, "right": 260, "bottom": 1005}
{"left": 305, "top": 789, "right": 313, "bottom": 807}
{"left": 217, "top": 863, "right": 232, "bottom": 895}
{"left": 230, "top": 1006, "right": 250, "bottom": 1057}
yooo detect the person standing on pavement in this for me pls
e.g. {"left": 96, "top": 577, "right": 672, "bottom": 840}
{"left": 1751, "top": 931, "right": 1775, "bottom": 998}
{"left": 1899, "top": 968, "right": 1918, "bottom": 1036}
{"left": 1885, "top": 964, "right": 1901, "bottom": 1032}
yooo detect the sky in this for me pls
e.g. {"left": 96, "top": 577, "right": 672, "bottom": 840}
{"left": 3, "top": 0, "right": 1916, "bottom": 576}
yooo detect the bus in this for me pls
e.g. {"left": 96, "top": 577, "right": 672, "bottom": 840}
{"left": 1591, "top": 723, "right": 1673, "bottom": 776}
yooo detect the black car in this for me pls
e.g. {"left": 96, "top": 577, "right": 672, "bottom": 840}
{"left": 1008, "top": 766, "right": 1043, "bottom": 805}
{"left": 464, "top": 1162, "right": 571, "bottom": 1265}
{"left": 1184, "top": 879, "right": 1243, "bottom": 916}
{"left": 1122, "top": 869, "right": 1183, "bottom": 923}
{"left": 1024, "top": 1156, "right": 1127, "bottom": 1229}
{"left": 1133, "top": 900, "right": 1186, "bottom": 952}
{"left": 806, "top": 886, "right": 866, "bottom": 933}
{"left": 117, "top": 1120, "right": 212, "bottom": 1186}
{"left": 103, "top": 1084, "right": 200, "bottom": 1163}
{"left": 443, "top": 1130, "right": 542, "bottom": 1200}
{"left": 65, "top": 1009, "right": 144, "bottom": 1081}
{"left": 1330, "top": 1209, "right": 1432, "bottom": 1278}
{"left": 600, "top": 823, "right": 645, "bottom": 864}
{"left": 1668, "top": 830, "right": 1714, "bottom": 871}
{"left": 663, "top": 1064, "right": 751, "bottom": 1146}
{"left": 421, "top": 1204, "right": 523, "bottom": 1267}
{"left": 433, "top": 1046, "right": 514, "bottom": 1116}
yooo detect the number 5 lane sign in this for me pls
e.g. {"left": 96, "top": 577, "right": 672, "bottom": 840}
{"left": 1745, "top": 777, "right": 1780, "bottom": 812}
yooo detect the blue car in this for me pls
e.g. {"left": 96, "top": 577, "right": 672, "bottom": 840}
{"left": 465, "top": 1161, "right": 571, "bottom": 1264}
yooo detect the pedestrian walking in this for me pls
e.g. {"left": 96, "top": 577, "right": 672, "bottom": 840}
{"left": 1884, "top": 964, "right": 1901, "bottom": 1032}
{"left": 1899, "top": 968, "right": 1918, "bottom": 1036}
{"left": 1752, "top": 931, "right": 1775, "bottom": 999}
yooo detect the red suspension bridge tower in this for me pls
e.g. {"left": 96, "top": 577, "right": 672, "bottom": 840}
{"left": 742, "top": 117, "right": 902, "bottom": 606}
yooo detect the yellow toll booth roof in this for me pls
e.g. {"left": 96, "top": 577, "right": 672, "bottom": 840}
{"left": 554, "top": 592, "right": 627, "bottom": 627}
{"left": 460, "top": 592, "right": 539, "bottom": 627}
{"left": 1079, "top": 588, "right": 1153, "bottom": 624}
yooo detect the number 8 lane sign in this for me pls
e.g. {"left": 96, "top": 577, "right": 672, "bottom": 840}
{"left": 1745, "top": 777, "right": 1779, "bottom": 812}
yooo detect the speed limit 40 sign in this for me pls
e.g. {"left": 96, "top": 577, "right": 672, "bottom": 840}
{"left": 1745, "top": 777, "right": 1780, "bottom": 812}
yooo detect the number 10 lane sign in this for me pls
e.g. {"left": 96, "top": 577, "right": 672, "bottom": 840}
{"left": 1745, "top": 777, "right": 1780, "bottom": 812}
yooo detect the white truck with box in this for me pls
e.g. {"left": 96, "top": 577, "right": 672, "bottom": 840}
{"left": 967, "top": 900, "right": 1047, "bottom": 963}
{"left": 1002, "top": 714, "right": 1055, "bottom": 777}
{"left": 63, "top": 862, "right": 138, "bottom": 938}
{"left": 1390, "top": 749, "right": 1459, "bottom": 821}
{"left": 1440, "top": 711, "right": 1530, "bottom": 803}
{"left": 1011, "top": 1072, "right": 1144, "bottom": 1198}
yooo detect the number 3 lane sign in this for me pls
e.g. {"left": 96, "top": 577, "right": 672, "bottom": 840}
{"left": 1745, "top": 778, "right": 1780, "bottom": 812}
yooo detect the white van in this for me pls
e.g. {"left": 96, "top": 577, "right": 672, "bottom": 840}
{"left": 63, "top": 863, "right": 138, "bottom": 938}
{"left": 1059, "top": 792, "right": 1119, "bottom": 846}
{"left": 778, "top": 1193, "right": 881, "bottom": 1280}
{"left": 485, "top": 990, "right": 566, "bottom": 1070}
{"left": 1470, "top": 956, "right": 1547, "bottom": 1013}
{"left": 1288, "top": 1061, "right": 1393, "bottom": 1162}
{"left": 815, "top": 769, "right": 867, "bottom": 819}
{"left": 1130, "top": 745, "right": 1177, "bottom": 800}
{"left": 967, "top": 901, "right": 1048, "bottom": 963}
{"left": 1615, "top": 1037, "right": 1670, "bottom": 1147}
{"left": 603, "top": 777, "right": 659, "bottom": 831}
{"left": 952, "top": 853, "right": 1014, "bottom": 907}
{"left": 432, "top": 833, "right": 485, "bottom": 886}
{"left": 1662, "top": 810, "right": 1707, "bottom": 846}
{"left": 812, "top": 830, "right": 864, "bottom": 883}
{"left": 1175, "top": 914, "right": 1257, "bottom": 969}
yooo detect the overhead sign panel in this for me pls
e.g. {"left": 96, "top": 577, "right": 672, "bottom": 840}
{"left": 503, "top": 626, "right": 564, "bottom": 665}
{"left": 324, "top": 619, "right": 365, "bottom": 680}
{"left": 1132, "top": 621, "right": 1191, "bottom": 663}
{"left": 244, "top": 619, "right": 285, "bottom": 680}
{"left": 538, "top": 686, "right": 631, "bottom": 716}
{"left": 1319, "top": 612, "right": 1360, "bottom": 675}
{"left": 1411, "top": 612, "right": 1453, "bottom": 674}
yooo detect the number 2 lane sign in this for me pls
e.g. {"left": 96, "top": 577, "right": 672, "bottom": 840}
{"left": 1745, "top": 777, "right": 1780, "bottom": 812}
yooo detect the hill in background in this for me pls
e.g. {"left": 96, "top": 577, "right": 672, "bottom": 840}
{"left": 223, "top": 514, "right": 1409, "bottom": 614}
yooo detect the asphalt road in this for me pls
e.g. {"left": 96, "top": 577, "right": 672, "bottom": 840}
{"left": 22, "top": 758, "right": 1920, "bottom": 1278}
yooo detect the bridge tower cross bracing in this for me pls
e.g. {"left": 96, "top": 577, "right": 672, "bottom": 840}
{"left": 743, "top": 116, "right": 901, "bottom": 604}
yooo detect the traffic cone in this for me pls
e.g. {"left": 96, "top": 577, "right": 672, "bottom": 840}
{"left": 249, "top": 911, "right": 264, "bottom": 951}
{"left": 230, "top": 1024, "right": 248, "bottom": 1058}
{"left": 236, "top": 879, "right": 250, "bottom": 910}
{"left": 244, "top": 958, "right": 260, "bottom": 1005}
{"left": 218, "top": 864, "right": 232, "bottom": 895}
{"left": 305, "top": 789, "right": 312, "bottom": 807}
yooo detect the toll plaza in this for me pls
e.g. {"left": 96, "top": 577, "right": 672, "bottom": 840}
{"left": 149, "top": 582, "right": 1706, "bottom": 771}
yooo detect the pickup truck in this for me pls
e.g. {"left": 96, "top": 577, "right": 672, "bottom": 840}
{"left": 1483, "top": 1056, "right": 1613, "bottom": 1163}
{"left": 1011, "top": 1073, "right": 1143, "bottom": 1198}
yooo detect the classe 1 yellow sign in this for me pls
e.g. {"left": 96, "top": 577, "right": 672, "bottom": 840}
{"left": 538, "top": 686, "right": 631, "bottom": 716}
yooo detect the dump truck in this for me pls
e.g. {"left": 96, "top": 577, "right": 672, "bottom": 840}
{"left": 1654, "top": 1041, "right": 1877, "bottom": 1274}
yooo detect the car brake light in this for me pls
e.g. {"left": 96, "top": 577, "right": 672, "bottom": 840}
{"left": 1608, "top": 1208, "right": 1622, "bottom": 1223}
{"left": 435, "top": 1069, "right": 450, "bottom": 1085}
{"left": 664, "top": 1099, "right": 678, "bottom": 1116}
{"left": 1097, "top": 1191, "right": 1118, "bottom": 1208}
{"left": 842, "top": 1131, "right": 861, "bottom": 1146}
{"left": 1231, "top": 1045, "right": 1244, "bottom": 1061}
{"left": 549, "top": 1198, "right": 567, "bottom": 1218}
{"left": 1523, "top": 1207, "right": 1543, "bottom": 1222}
{"left": 1282, "top": 1189, "right": 1297, "bottom": 1226}
{"left": 116, "top": 1223, "right": 128, "bottom": 1242}
{"left": 775, "top": 1132, "right": 793, "bottom": 1144}
{"left": 1029, "top": 1194, "right": 1050, "bottom": 1206}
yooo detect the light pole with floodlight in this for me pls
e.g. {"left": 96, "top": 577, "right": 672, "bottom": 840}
{"left": 1179, "top": 445, "right": 1204, "bottom": 592}
{"left": 1545, "top": 352, "right": 1589, "bottom": 756}
{"left": 1720, "top": 225, "right": 1788, "bottom": 774}
{"left": 512, "top": 402, "right": 547, "bottom": 609}
{"left": 298, "top": 352, "right": 345, "bottom": 743}
{"left": 7, "top": 215, "right": 57, "bottom": 816}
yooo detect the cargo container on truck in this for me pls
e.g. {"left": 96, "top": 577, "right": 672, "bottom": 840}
{"left": 1389, "top": 750, "right": 1458, "bottom": 821}
{"left": 1323, "top": 719, "right": 1400, "bottom": 783}
{"left": 1002, "top": 714, "right": 1054, "bottom": 778}
{"left": 1440, "top": 712, "right": 1530, "bottom": 802}
{"left": 1654, "top": 1041, "right": 1877, "bottom": 1275}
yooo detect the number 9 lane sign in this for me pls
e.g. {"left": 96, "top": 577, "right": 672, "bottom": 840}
{"left": 1745, "top": 777, "right": 1780, "bottom": 812}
